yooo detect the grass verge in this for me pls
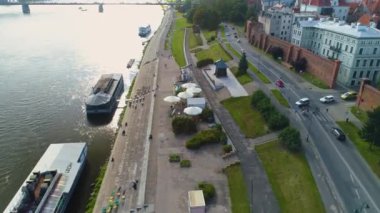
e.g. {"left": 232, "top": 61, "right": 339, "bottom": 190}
{"left": 230, "top": 66, "right": 252, "bottom": 85}
{"left": 221, "top": 96, "right": 267, "bottom": 138}
{"left": 299, "top": 71, "right": 329, "bottom": 89}
{"left": 189, "top": 30, "right": 202, "bottom": 49}
{"left": 350, "top": 106, "right": 368, "bottom": 123}
{"left": 171, "top": 12, "right": 190, "bottom": 67}
{"left": 224, "top": 164, "right": 250, "bottom": 213}
{"left": 248, "top": 62, "right": 271, "bottom": 84}
{"left": 271, "top": 90, "right": 290, "bottom": 108}
{"left": 195, "top": 43, "right": 233, "bottom": 62}
{"left": 220, "top": 24, "right": 226, "bottom": 40}
{"left": 225, "top": 43, "right": 241, "bottom": 58}
{"left": 85, "top": 163, "right": 107, "bottom": 213}
{"left": 337, "top": 121, "right": 380, "bottom": 178}
{"left": 202, "top": 30, "right": 217, "bottom": 43}
{"left": 256, "top": 140, "right": 324, "bottom": 213}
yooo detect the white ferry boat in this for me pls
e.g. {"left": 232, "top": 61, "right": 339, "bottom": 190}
{"left": 4, "top": 143, "right": 87, "bottom": 213}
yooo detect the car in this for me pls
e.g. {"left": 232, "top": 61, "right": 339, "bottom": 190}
{"left": 237, "top": 39, "right": 240, "bottom": 43}
{"left": 341, "top": 91, "right": 357, "bottom": 100}
{"left": 275, "top": 79, "right": 285, "bottom": 88}
{"left": 295, "top": 98, "right": 310, "bottom": 107}
{"left": 234, "top": 35, "right": 238, "bottom": 39}
{"left": 320, "top": 95, "right": 335, "bottom": 103}
{"left": 226, "top": 33, "right": 230, "bottom": 36}
{"left": 331, "top": 127, "right": 346, "bottom": 141}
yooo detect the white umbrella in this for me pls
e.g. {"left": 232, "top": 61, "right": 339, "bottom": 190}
{"left": 177, "top": 91, "right": 194, "bottom": 99}
{"left": 184, "top": 106, "right": 203, "bottom": 116}
{"left": 186, "top": 87, "right": 202, "bottom": 94}
{"left": 181, "top": 83, "right": 198, "bottom": 89}
{"left": 163, "top": 96, "right": 181, "bottom": 103}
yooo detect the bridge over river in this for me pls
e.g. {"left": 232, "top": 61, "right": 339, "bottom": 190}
{"left": 0, "top": 0, "right": 180, "bottom": 13}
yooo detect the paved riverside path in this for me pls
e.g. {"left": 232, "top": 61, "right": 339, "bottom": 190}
{"left": 184, "top": 29, "right": 280, "bottom": 212}
{"left": 93, "top": 9, "right": 173, "bottom": 213}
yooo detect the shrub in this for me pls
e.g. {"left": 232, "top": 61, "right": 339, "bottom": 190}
{"left": 169, "top": 154, "right": 181, "bottom": 163}
{"left": 251, "top": 90, "right": 267, "bottom": 108}
{"left": 223, "top": 144, "right": 233, "bottom": 153}
{"left": 278, "top": 127, "right": 302, "bottom": 152}
{"left": 201, "top": 107, "right": 214, "bottom": 122}
{"left": 186, "top": 129, "right": 226, "bottom": 149}
{"left": 197, "top": 58, "right": 214, "bottom": 68}
{"left": 198, "top": 182, "right": 216, "bottom": 202}
{"left": 268, "top": 112, "right": 289, "bottom": 131}
{"left": 292, "top": 57, "right": 307, "bottom": 72}
{"left": 180, "top": 159, "right": 191, "bottom": 167}
{"left": 268, "top": 46, "right": 283, "bottom": 59}
{"left": 172, "top": 116, "right": 197, "bottom": 135}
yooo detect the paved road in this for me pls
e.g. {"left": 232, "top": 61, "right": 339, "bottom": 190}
{"left": 224, "top": 25, "right": 380, "bottom": 213}
{"left": 184, "top": 28, "right": 280, "bottom": 213}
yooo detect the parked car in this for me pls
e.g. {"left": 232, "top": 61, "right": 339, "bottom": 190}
{"left": 295, "top": 98, "right": 310, "bottom": 107}
{"left": 320, "top": 95, "right": 335, "bottom": 103}
{"left": 331, "top": 127, "right": 346, "bottom": 141}
{"left": 237, "top": 39, "right": 240, "bottom": 43}
{"left": 226, "top": 33, "right": 230, "bottom": 36}
{"left": 234, "top": 35, "right": 238, "bottom": 39}
{"left": 341, "top": 91, "right": 357, "bottom": 100}
{"left": 275, "top": 79, "right": 285, "bottom": 88}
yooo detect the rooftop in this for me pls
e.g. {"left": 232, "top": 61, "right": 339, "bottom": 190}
{"left": 298, "top": 19, "right": 380, "bottom": 38}
{"left": 188, "top": 190, "right": 205, "bottom": 207}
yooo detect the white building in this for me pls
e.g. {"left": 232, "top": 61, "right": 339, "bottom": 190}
{"left": 300, "top": 0, "right": 349, "bottom": 21}
{"left": 292, "top": 18, "right": 380, "bottom": 86}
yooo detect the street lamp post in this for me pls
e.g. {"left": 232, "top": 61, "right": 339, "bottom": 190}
{"left": 354, "top": 202, "right": 370, "bottom": 213}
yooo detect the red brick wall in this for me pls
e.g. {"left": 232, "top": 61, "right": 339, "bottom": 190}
{"left": 246, "top": 20, "right": 340, "bottom": 88}
{"left": 357, "top": 81, "right": 380, "bottom": 111}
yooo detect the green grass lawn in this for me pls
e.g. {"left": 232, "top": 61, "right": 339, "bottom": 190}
{"left": 230, "top": 66, "right": 252, "bottom": 85}
{"left": 202, "top": 29, "right": 217, "bottom": 43}
{"left": 220, "top": 24, "right": 226, "bottom": 40}
{"left": 337, "top": 121, "right": 380, "bottom": 178}
{"left": 299, "top": 71, "right": 329, "bottom": 89}
{"left": 221, "top": 96, "right": 267, "bottom": 138}
{"left": 189, "top": 30, "right": 202, "bottom": 49}
{"left": 248, "top": 62, "right": 271, "bottom": 84}
{"left": 224, "top": 164, "right": 250, "bottom": 213}
{"left": 256, "top": 141, "right": 325, "bottom": 213}
{"left": 350, "top": 106, "right": 368, "bottom": 123}
{"left": 195, "top": 43, "right": 233, "bottom": 62}
{"left": 171, "top": 12, "right": 190, "bottom": 67}
{"left": 271, "top": 90, "right": 290, "bottom": 108}
{"left": 225, "top": 43, "right": 241, "bottom": 58}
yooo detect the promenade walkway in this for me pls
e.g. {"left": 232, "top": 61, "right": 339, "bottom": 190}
{"left": 93, "top": 8, "right": 173, "bottom": 213}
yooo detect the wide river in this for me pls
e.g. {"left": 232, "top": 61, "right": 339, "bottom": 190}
{"left": 0, "top": 4, "right": 163, "bottom": 211}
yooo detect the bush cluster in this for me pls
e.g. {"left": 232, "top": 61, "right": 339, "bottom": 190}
{"left": 172, "top": 116, "right": 197, "bottom": 135}
{"left": 198, "top": 182, "right": 216, "bottom": 202}
{"left": 223, "top": 144, "right": 232, "bottom": 153}
{"left": 180, "top": 159, "right": 192, "bottom": 168}
{"left": 279, "top": 127, "right": 302, "bottom": 152}
{"left": 196, "top": 58, "right": 214, "bottom": 68}
{"left": 200, "top": 107, "right": 214, "bottom": 123}
{"left": 268, "top": 46, "right": 283, "bottom": 60}
{"left": 169, "top": 154, "right": 181, "bottom": 163}
{"left": 251, "top": 90, "right": 289, "bottom": 131}
{"left": 186, "top": 128, "right": 226, "bottom": 149}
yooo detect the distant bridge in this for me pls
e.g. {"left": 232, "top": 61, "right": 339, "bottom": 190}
{"left": 0, "top": 0, "right": 182, "bottom": 13}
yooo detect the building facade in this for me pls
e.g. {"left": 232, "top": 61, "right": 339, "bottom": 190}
{"left": 292, "top": 18, "right": 380, "bottom": 87}
{"left": 300, "top": 0, "right": 349, "bottom": 21}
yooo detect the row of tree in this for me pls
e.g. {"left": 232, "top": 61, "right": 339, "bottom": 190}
{"left": 181, "top": 0, "right": 260, "bottom": 30}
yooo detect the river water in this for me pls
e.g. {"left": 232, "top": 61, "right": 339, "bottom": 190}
{"left": 0, "top": 4, "right": 163, "bottom": 211}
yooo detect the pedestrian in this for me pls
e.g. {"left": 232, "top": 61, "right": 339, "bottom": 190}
{"left": 125, "top": 122, "right": 128, "bottom": 127}
{"left": 306, "top": 135, "right": 309, "bottom": 142}
{"left": 326, "top": 108, "right": 329, "bottom": 113}
{"left": 111, "top": 157, "right": 114, "bottom": 162}
{"left": 346, "top": 117, "right": 349, "bottom": 123}
{"left": 122, "top": 130, "right": 125, "bottom": 135}
{"left": 132, "top": 182, "right": 137, "bottom": 190}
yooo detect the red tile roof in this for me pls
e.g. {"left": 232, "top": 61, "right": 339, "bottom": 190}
{"left": 358, "top": 14, "right": 371, "bottom": 25}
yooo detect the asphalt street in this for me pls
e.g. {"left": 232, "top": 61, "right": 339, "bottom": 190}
{"left": 224, "top": 25, "right": 380, "bottom": 213}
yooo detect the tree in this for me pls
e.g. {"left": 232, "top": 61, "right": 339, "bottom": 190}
{"left": 268, "top": 46, "right": 283, "bottom": 60}
{"left": 172, "top": 116, "right": 197, "bottom": 135}
{"left": 192, "top": 7, "right": 220, "bottom": 30}
{"left": 198, "top": 182, "right": 216, "bottom": 202}
{"left": 237, "top": 53, "right": 248, "bottom": 76}
{"left": 360, "top": 106, "right": 380, "bottom": 149}
{"left": 278, "top": 127, "right": 302, "bottom": 152}
{"left": 246, "top": 4, "right": 260, "bottom": 21}
{"left": 292, "top": 58, "right": 307, "bottom": 72}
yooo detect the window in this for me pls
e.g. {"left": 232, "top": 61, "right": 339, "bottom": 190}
{"left": 323, "top": 49, "right": 325, "bottom": 54}
{"left": 329, "top": 40, "right": 332, "bottom": 45}
{"left": 359, "top": 71, "right": 364, "bottom": 78}
{"left": 351, "top": 80, "right": 355, "bottom": 86}
{"left": 374, "top": 48, "right": 377, "bottom": 55}
{"left": 325, "top": 39, "right": 327, "bottom": 44}
{"left": 366, "top": 71, "right": 370, "bottom": 78}
{"left": 327, "top": 50, "right": 330, "bottom": 56}
{"left": 353, "top": 71, "right": 357, "bottom": 78}
{"left": 350, "top": 47, "right": 353, "bottom": 53}
{"left": 370, "top": 59, "right": 374, "bottom": 67}
{"left": 359, "top": 48, "right": 363, "bottom": 55}
{"left": 345, "top": 45, "right": 348, "bottom": 51}
{"left": 374, "top": 71, "right": 379, "bottom": 81}
{"left": 356, "top": 60, "right": 360, "bottom": 67}
{"left": 377, "top": 59, "right": 380, "bottom": 67}
{"left": 320, "top": 34, "right": 322, "bottom": 39}
{"left": 363, "top": 60, "right": 367, "bottom": 67}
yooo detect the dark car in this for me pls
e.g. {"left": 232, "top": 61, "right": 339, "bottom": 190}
{"left": 331, "top": 127, "right": 346, "bottom": 141}
{"left": 275, "top": 79, "right": 284, "bottom": 88}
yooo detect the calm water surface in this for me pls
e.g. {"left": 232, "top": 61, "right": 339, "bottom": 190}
{"left": 0, "top": 5, "right": 163, "bottom": 211}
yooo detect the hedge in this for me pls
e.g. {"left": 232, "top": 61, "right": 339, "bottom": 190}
{"left": 198, "top": 182, "right": 216, "bottom": 202}
{"left": 186, "top": 129, "right": 226, "bottom": 149}
{"left": 172, "top": 116, "right": 197, "bottom": 135}
{"left": 196, "top": 58, "right": 214, "bottom": 68}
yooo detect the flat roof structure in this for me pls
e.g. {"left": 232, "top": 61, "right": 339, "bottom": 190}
{"left": 188, "top": 190, "right": 205, "bottom": 207}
